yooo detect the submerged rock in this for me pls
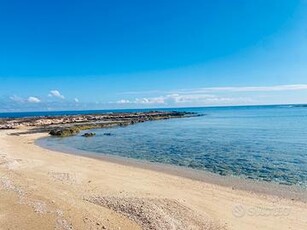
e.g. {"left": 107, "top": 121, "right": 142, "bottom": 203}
{"left": 82, "top": 132, "right": 96, "bottom": 137}
{"left": 103, "top": 133, "right": 113, "bottom": 136}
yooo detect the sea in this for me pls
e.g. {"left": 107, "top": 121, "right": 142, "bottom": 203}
{"left": 3, "top": 105, "right": 307, "bottom": 187}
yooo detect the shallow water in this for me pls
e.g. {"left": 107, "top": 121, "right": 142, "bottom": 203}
{"left": 40, "top": 105, "right": 307, "bottom": 187}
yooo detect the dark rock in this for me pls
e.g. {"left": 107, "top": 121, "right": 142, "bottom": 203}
{"left": 49, "top": 127, "right": 80, "bottom": 137}
{"left": 82, "top": 132, "right": 96, "bottom": 137}
{"left": 103, "top": 133, "right": 112, "bottom": 136}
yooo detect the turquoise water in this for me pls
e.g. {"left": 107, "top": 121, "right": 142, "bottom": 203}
{"left": 40, "top": 105, "right": 307, "bottom": 187}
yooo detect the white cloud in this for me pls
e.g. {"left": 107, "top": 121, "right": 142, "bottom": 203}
{"left": 27, "top": 97, "right": 41, "bottom": 103}
{"left": 74, "top": 98, "right": 79, "bottom": 103}
{"left": 48, "top": 90, "right": 65, "bottom": 99}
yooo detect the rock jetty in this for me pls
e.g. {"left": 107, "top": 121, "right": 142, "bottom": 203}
{"left": 0, "top": 111, "right": 195, "bottom": 137}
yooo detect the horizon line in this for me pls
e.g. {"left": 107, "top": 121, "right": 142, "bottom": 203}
{"left": 0, "top": 102, "right": 306, "bottom": 115}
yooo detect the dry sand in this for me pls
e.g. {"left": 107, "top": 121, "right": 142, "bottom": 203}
{"left": 0, "top": 129, "right": 307, "bottom": 229}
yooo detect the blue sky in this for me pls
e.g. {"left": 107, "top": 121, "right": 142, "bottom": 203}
{"left": 1, "top": 0, "right": 307, "bottom": 111}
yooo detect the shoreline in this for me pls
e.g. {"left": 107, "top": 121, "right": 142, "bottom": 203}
{"left": 37, "top": 135, "right": 307, "bottom": 202}
{"left": 1, "top": 128, "right": 307, "bottom": 229}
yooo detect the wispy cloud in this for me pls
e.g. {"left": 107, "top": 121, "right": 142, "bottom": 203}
{"left": 3, "top": 84, "right": 307, "bottom": 112}
{"left": 9, "top": 95, "right": 25, "bottom": 103}
{"left": 116, "top": 93, "right": 254, "bottom": 106}
{"left": 48, "top": 90, "right": 65, "bottom": 99}
{"left": 115, "top": 84, "right": 307, "bottom": 107}
{"left": 174, "top": 84, "right": 307, "bottom": 94}
{"left": 117, "top": 96, "right": 167, "bottom": 105}
{"left": 117, "top": 99, "right": 131, "bottom": 104}
{"left": 119, "top": 84, "right": 307, "bottom": 96}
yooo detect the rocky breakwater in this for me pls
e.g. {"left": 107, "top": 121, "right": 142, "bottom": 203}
{"left": 48, "top": 111, "right": 194, "bottom": 137}
{"left": 0, "top": 111, "right": 195, "bottom": 137}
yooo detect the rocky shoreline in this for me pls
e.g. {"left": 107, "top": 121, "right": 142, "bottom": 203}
{"left": 0, "top": 111, "right": 195, "bottom": 136}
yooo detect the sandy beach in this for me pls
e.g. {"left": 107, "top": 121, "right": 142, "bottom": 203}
{"left": 0, "top": 129, "right": 307, "bottom": 230}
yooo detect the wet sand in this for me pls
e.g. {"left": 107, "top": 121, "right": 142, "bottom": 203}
{"left": 1, "top": 129, "right": 307, "bottom": 229}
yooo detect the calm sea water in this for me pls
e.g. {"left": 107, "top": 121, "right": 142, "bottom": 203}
{"left": 38, "top": 105, "right": 307, "bottom": 187}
